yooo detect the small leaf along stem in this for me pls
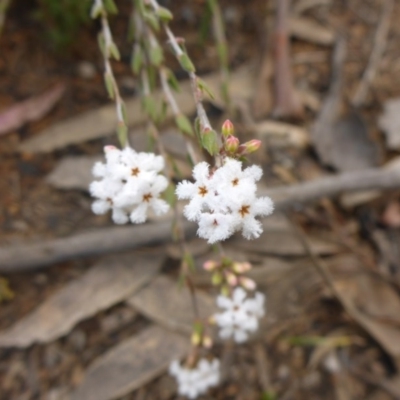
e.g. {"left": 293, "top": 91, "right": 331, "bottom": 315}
{"left": 92, "top": 0, "right": 129, "bottom": 147}
{"left": 148, "top": 0, "right": 224, "bottom": 166}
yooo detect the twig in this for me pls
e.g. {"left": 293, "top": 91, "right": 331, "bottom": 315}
{"left": 158, "top": 67, "right": 198, "bottom": 164}
{"left": 2, "top": 163, "right": 400, "bottom": 272}
{"left": 253, "top": 341, "right": 272, "bottom": 392}
{"left": 92, "top": 0, "right": 129, "bottom": 147}
{"left": 351, "top": 0, "right": 394, "bottom": 107}
{"left": 265, "top": 162, "right": 400, "bottom": 210}
{"left": 0, "top": 220, "right": 196, "bottom": 272}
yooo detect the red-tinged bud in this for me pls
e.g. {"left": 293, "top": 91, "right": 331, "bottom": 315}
{"left": 203, "top": 260, "right": 218, "bottom": 271}
{"left": 238, "top": 139, "right": 262, "bottom": 155}
{"left": 221, "top": 119, "right": 234, "bottom": 138}
{"left": 202, "top": 335, "right": 213, "bottom": 349}
{"left": 226, "top": 271, "right": 238, "bottom": 286}
{"left": 232, "top": 262, "right": 252, "bottom": 274}
{"left": 225, "top": 135, "right": 239, "bottom": 154}
{"left": 104, "top": 145, "right": 117, "bottom": 152}
{"left": 239, "top": 276, "right": 256, "bottom": 290}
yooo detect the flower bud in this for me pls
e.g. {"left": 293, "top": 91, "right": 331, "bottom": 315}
{"left": 202, "top": 335, "right": 213, "bottom": 349}
{"left": 221, "top": 119, "right": 234, "bottom": 138}
{"left": 104, "top": 145, "right": 117, "bottom": 152}
{"left": 232, "top": 262, "right": 252, "bottom": 274}
{"left": 239, "top": 276, "right": 256, "bottom": 290}
{"left": 225, "top": 135, "right": 239, "bottom": 154}
{"left": 203, "top": 260, "right": 218, "bottom": 271}
{"left": 211, "top": 271, "right": 223, "bottom": 285}
{"left": 225, "top": 271, "right": 238, "bottom": 286}
{"left": 191, "top": 331, "right": 202, "bottom": 346}
{"left": 238, "top": 139, "right": 262, "bottom": 155}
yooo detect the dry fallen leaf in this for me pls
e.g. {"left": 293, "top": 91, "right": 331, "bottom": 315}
{"left": 70, "top": 326, "right": 188, "bottom": 400}
{"left": 46, "top": 155, "right": 102, "bottom": 191}
{"left": 127, "top": 275, "right": 215, "bottom": 334}
{"left": 329, "top": 112, "right": 380, "bottom": 172}
{"left": 289, "top": 16, "right": 335, "bottom": 46}
{"left": 331, "top": 258, "right": 400, "bottom": 359}
{"left": 0, "top": 83, "right": 65, "bottom": 136}
{"left": 0, "top": 252, "right": 163, "bottom": 348}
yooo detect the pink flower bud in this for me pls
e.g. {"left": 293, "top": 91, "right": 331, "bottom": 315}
{"left": 225, "top": 135, "right": 239, "bottom": 154}
{"left": 225, "top": 271, "right": 238, "bottom": 286}
{"left": 104, "top": 145, "right": 117, "bottom": 152}
{"left": 238, "top": 139, "right": 262, "bottom": 155}
{"left": 202, "top": 335, "right": 213, "bottom": 349}
{"left": 221, "top": 119, "right": 234, "bottom": 137}
{"left": 239, "top": 276, "right": 256, "bottom": 290}
{"left": 203, "top": 260, "right": 218, "bottom": 271}
{"left": 232, "top": 262, "right": 252, "bottom": 274}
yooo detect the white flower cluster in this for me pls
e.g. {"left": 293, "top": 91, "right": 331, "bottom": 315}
{"left": 214, "top": 287, "right": 265, "bottom": 343}
{"left": 169, "top": 358, "right": 220, "bottom": 399}
{"left": 90, "top": 146, "right": 169, "bottom": 224}
{"left": 176, "top": 158, "right": 273, "bottom": 244}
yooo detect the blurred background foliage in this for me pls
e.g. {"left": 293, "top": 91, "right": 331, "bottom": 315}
{"left": 33, "top": 0, "right": 93, "bottom": 50}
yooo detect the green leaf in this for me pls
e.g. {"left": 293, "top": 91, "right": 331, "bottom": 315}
{"left": 131, "top": 45, "right": 144, "bottom": 74}
{"left": 166, "top": 69, "right": 180, "bottom": 92}
{"left": 104, "top": 72, "right": 115, "bottom": 99}
{"left": 117, "top": 123, "right": 128, "bottom": 147}
{"left": 109, "top": 42, "right": 120, "bottom": 61}
{"left": 178, "top": 53, "right": 196, "bottom": 73}
{"left": 97, "top": 32, "right": 106, "bottom": 57}
{"left": 156, "top": 6, "right": 173, "bottom": 22}
{"left": 183, "top": 251, "right": 196, "bottom": 272}
{"left": 120, "top": 101, "right": 128, "bottom": 124}
{"left": 142, "top": 96, "right": 157, "bottom": 121}
{"left": 144, "top": 12, "right": 160, "bottom": 31}
{"left": 175, "top": 114, "right": 194, "bottom": 136}
{"left": 197, "top": 78, "right": 215, "bottom": 99}
{"left": 149, "top": 45, "right": 164, "bottom": 67}
{"left": 90, "top": 3, "right": 103, "bottom": 19}
{"left": 201, "top": 130, "right": 219, "bottom": 156}
{"left": 103, "top": 0, "right": 118, "bottom": 14}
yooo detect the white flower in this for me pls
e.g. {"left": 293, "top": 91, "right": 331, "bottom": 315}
{"left": 214, "top": 287, "right": 265, "bottom": 343}
{"left": 89, "top": 146, "right": 169, "bottom": 224}
{"left": 197, "top": 212, "right": 236, "bottom": 243}
{"left": 176, "top": 158, "right": 274, "bottom": 243}
{"left": 176, "top": 162, "right": 217, "bottom": 221}
{"left": 169, "top": 358, "right": 220, "bottom": 399}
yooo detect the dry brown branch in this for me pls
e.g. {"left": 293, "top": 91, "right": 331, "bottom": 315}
{"left": 265, "top": 162, "right": 400, "bottom": 210}
{"left": 0, "top": 221, "right": 196, "bottom": 272}
{"left": 351, "top": 0, "right": 394, "bottom": 107}
{"left": 1, "top": 163, "right": 400, "bottom": 272}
